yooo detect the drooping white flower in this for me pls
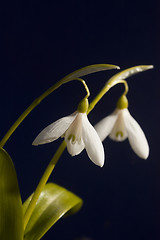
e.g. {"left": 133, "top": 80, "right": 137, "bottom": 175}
{"left": 33, "top": 111, "right": 104, "bottom": 167}
{"left": 94, "top": 108, "right": 149, "bottom": 159}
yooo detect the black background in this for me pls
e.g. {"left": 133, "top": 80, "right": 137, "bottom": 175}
{"left": 2, "top": 0, "right": 160, "bottom": 239}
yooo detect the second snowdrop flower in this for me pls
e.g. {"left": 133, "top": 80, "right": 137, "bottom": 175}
{"left": 95, "top": 95, "right": 149, "bottom": 159}
{"left": 33, "top": 98, "right": 104, "bottom": 167}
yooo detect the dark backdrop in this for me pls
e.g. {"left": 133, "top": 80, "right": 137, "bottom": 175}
{"left": 2, "top": 1, "right": 160, "bottom": 240}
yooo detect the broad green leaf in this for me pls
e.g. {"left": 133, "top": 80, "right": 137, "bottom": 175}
{"left": 64, "top": 63, "right": 120, "bottom": 81}
{"left": 23, "top": 183, "right": 83, "bottom": 240}
{"left": 106, "top": 65, "right": 153, "bottom": 87}
{"left": 0, "top": 148, "right": 23, "bottom": 240}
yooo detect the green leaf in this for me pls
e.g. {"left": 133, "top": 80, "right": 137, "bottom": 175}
{"left": 23, "top": 183, "right": 83, "bottom": 240}
{"left": 0, "top": 148, "right": 23, "bottom": 240}
{"left": 106, "top": 65, "right": 154, "bottom": 87}
{"left": 64, "top": 63, "right": 120, "bottom": 81}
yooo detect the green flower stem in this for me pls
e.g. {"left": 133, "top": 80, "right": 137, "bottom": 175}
{"left": 0, "top": 63, "right": 118, "bottom": 148}
{"left": 88, "top": 79, "right": 128, "bottom": 114}
{"left": 23, "top": 140, "right": 66, "bottom": 230}
{"left": 0, "top": 64, "right": 118, "bottom": 231}
{"left": 88, "top": 64, "right": 154, "bottom": 114}
{"left": 23, "top": 79, "right": 128, "bottom": 229}
{"left": 0, "top": 78, "right": 88, "bottom": 148}
{"left": 23, "top": 65, "right": 153, "bottom": 230}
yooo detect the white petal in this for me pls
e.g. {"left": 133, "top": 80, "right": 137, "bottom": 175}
{"left": 82, "top": 114, "right": 104, "bottom": 167}
{"left": 124, "top": 109, "right": 149, "bottom": 159}
{"left": 109, "top": 109, "right": 128, "bottom": 142}
{"left": 94, "top": 109, "right": 118, "bottom": 141}
{"left": 66, "top": 139, "right": 85, "bottom": 156}
{"left": 65, "top": 113, "right": 83, "bottom": 143}
{"left": 32, "top": 112, "right": 77, "bottom": 145}
{"left": 64, "top": 113, "right": 85, "bottom": 156}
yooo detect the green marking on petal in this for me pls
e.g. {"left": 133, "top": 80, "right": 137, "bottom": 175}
{"left": 72, "top": 135, "right": 76, "bottom": 143}
{"left": 116, "top": 131, "right": 123, "bottom": 138}
{"left": 68, "top": 135, "right": 76, "bottom": 143}
{"left": 68, "top": 135, "right": 72, "bottom": 141}
{"left": 78, "top": 137, "right": 82, "bottom": 144}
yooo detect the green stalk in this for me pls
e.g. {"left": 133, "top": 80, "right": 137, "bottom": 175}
{"left": 0, "top": 64, "right": 118, "bottom": 231}
{"left": 0, "top": 78, "right": 72, "bottom": 148}
{"left": 88, "top": 64, "right": 153, "bottom": 114}
{"left": 5, "top": 65, "right": 152, "bottom": 230}
{"left": 88, "top": 79, "right": 128, "bottom": 114}
{"left": 0, "top": 63, "right": 117, "bottom": 148}
{"left": 23, "top": 80, "right": 128, "bottom": 230}
{"left": 23, "top": 140, "right": 66, "bottom": 230}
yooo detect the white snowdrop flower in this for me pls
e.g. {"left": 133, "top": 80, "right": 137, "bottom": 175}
{"left": 33, "top": 98, "right": 104, "bottom": 167}
{"left": 95, "top": 95, "right": 149, "bottom": 159}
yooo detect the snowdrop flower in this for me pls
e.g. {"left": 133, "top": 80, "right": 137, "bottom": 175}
{"left": 33, "top": 98, "right": 104, "bottom": 167}
{"left": 95, "top": 95, "right": 149, "bottom": 159}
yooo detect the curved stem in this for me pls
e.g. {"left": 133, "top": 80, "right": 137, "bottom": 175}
{"left": 22, "top": 65, "right": 153, "bottom": 230}
{"left": 23, "top": 76, "right": 127, "bottom": 230}
{"left": 0, "top": 63, "right": 118, "bottom": 148}
{"left": 121, "top": 79, "right": 129, "bottom": 95}
{"left": 23, "top": 140, "right": 66, "bottom": 230}
{"left": 76, "top": 78, "right": 90, "bottom": 98}
{"left": 88, "top": 79, "right": 128, "bottom": 114}
{"left": 23, "top": 79, "right": 89, "bottom": 230}
{"left": 0, "top": 78, "right": 88, "bottom": 148}
{"left": 82, "top": 80, "right": 90, "bottom": 98}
